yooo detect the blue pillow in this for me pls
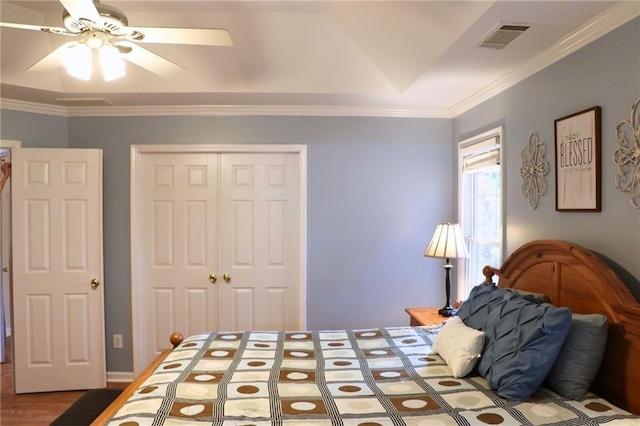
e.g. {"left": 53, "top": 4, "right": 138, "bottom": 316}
{"left": 456, "top": 284, "right": 511, "bottom": 330}
{"left": 505, "top": 288, "right": 550, "bottom": 304}
{"left": 477, "top": 294, "right": 572, "bottom": 400}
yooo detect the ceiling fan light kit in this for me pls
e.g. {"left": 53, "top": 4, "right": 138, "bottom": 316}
{"left": 1, "top": 0, "right": 232, "bottom": 81}
{"left": 62, "top": 42, "right": 92, "bottom": 80}
{"left": 62, "top": 31, "right": 126, "bottom": 81}
{"left": 99, "top": 44, "right": 125, "bottom": 81}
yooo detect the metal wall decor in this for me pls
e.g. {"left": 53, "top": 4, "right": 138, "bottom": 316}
{"left": 613, "top": 98, "right": 640, "bottom": 209}
{"left": 520, "top": 132, "right": 549, "bottom": 209}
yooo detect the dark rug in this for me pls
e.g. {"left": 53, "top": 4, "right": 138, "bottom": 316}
{"left": 50, "top": 388, "right": 122, "bottom": 426}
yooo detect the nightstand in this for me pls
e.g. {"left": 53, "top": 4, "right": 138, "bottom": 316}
{"left": 405, "top": 307, "right": 446, "bottom": 326}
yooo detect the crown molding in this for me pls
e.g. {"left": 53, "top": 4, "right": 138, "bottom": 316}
{"left": 64, "top": 104, "right": 451, "bottom": 118}
{"left": 449, "top": 1, "right": 640, "bottom": 117}
{"left": 0, "top": 98, "right": 450, "bottom": 119}
{"left": 0, "top": 98, "right": 67, "bottom": 116}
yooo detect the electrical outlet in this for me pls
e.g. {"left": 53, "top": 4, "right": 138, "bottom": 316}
{"left": 113, "top": 334, "right": 123, "bottom": 349}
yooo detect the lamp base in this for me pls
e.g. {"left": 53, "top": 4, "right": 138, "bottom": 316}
{"left": 438, "top": 259, "right": 456, "bottom": 317}
{"left": 438, "top": 307, "right": 457, "bottom": 317}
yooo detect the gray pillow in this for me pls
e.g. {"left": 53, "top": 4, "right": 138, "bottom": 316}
{"left": 477, "top": 293, "right": 572, "bottom": 400}
{"left": 544, "top": 313, "right": 608, "bottom": 399}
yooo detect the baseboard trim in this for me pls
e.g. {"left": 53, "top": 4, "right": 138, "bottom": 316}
{"left": 107, "top": 371, "right": 134, "bottom": 383}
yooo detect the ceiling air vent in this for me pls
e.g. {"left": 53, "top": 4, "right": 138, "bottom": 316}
{"left": 480, "top": 25, "right": 529, "bottom": 49}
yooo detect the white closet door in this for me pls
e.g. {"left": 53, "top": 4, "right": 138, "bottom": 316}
{"left": 219, "top": 153, "right": 300, "bottom": 331}
{"left": 139, "top": 153, "right": 220, "bottom": 363}
{"left": 12, "top": 148, "right": 105, "bottom": 393}
{"left": 135, "top": 146, "right": 305, "bottom": 372}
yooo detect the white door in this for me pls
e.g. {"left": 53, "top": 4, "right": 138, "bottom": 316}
{"left": 220, "top": 153, "right": 301, "bottom": 331}
{"left": 139, "top": 153, "right": 220, "bottom": 364}
{"left": 134, "top": 146, "right": 305, "bottom": 372}
{"left": 12, "top": 148, "right": 105, "bottom": 393}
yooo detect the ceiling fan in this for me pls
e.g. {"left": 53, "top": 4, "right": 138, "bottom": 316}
{"left": 0, "top": 0, "right": 233, "bottom": 80}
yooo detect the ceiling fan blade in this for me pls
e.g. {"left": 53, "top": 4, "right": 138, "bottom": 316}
{"left": 118, "top": 42, "right": 185, "bottom": 78}
{"left": 26, "top": 42, "right": 76, "bottom": 72}
{"left": 128, "top": 27, "right": 233, "bottom": 46}
{"left": 0, "top": 22, "right": 73, "bottom": 35}
{"left": 59, "top": 0, "right": 102, "bottom": 27}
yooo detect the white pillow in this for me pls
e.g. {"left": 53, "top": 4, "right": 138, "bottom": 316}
{"left": 432, "top": 316, "right": 485, "bottom": 378}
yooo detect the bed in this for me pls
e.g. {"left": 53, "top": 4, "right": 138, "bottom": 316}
{"left": 93, "top": 240, "right": 640, "bottom": 425}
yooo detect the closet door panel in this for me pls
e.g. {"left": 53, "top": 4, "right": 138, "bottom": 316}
{"left": 140, "top": 153, "right": 220, "bottom": 364}
{"left": 220, "top": 153, "right": 300, "bottom": 331}
{"left": 231, "top": 287, "right": 254, "bottom": 331}
{"left": 231, "top": 200, "right": 254, "bottom": 266}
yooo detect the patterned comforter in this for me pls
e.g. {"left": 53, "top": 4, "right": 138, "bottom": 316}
{"left": 104, "top": 326, "right": 639, "bottom": 425}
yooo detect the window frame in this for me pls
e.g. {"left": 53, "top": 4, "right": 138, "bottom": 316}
{"left": 457, "top": 127, "right": 505, "bottom": 300}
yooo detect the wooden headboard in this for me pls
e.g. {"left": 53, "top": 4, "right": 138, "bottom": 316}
{"left": 482, "top": 240, "right": 640, "bottom": 415}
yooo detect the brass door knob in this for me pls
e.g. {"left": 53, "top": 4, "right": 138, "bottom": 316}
{"left": 91, "top": 278, "right": 100, "bottom": 289}
{"left": 209, "top": 274, "right": 217, "bottom": 284}
{"left": 2, "top": 267, "right": 7, "bottom": 272}
{"left": 223, "top": 273, "right": 231, "bottom": 283}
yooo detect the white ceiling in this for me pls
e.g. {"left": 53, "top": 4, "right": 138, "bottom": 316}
{"left": 1, "top": 1, "right": 638, "bottom": 117}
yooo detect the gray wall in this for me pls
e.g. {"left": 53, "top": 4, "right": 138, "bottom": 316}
{"left": 453, "top": 17, "right": 640, "bottom": 298}
{"left": 66, "top": 115, "right": 452, "bottom": 372}
{"left": 0, "top": 110, "right": 68, "bottom": 147}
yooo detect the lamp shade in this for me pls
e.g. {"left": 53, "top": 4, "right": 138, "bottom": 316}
{"left": 424, "top": 223, "right": 469, "bottom": 259}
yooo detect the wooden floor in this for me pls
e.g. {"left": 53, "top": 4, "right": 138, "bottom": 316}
{"left": 0, "top": 338, "right": 128, "bottom": 425}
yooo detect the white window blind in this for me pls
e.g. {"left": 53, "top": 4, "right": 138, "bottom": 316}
{"left": 462, "top": 147, "right": 500, "bottom": 172}
{"left": 461, "top": 136, "right": 500, "bottom": 173}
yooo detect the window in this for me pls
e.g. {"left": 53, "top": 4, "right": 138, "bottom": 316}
{"left": 458, "top": 128, "right": 503, "bottom": 299}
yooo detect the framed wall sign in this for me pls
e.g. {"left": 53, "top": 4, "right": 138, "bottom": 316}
{"left": 554, "top": 106, "right": 601, "bottom": 211}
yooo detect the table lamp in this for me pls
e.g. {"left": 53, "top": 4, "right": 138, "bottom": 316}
{"left": 424, "top": 222, "right": 469, "bottom": 317}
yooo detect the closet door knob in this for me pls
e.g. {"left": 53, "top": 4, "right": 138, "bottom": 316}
{"left": 223, "top": 273, "right": 231, "bottom": 283}
{"left": 91, "top": 278, "right": 100, "bottom": 289}
{"left": 209, "top": 274, "right": 217, "bottom": 283}
{"left": 2, "top": 267, "right": 7, "bottom": 272}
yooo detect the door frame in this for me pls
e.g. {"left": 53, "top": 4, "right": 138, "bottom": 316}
{"left": 130, "top": 144, "right": 307, "bottom": 375}
{"left": 0, "top": 139, "right": 21, "bottom": 366}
